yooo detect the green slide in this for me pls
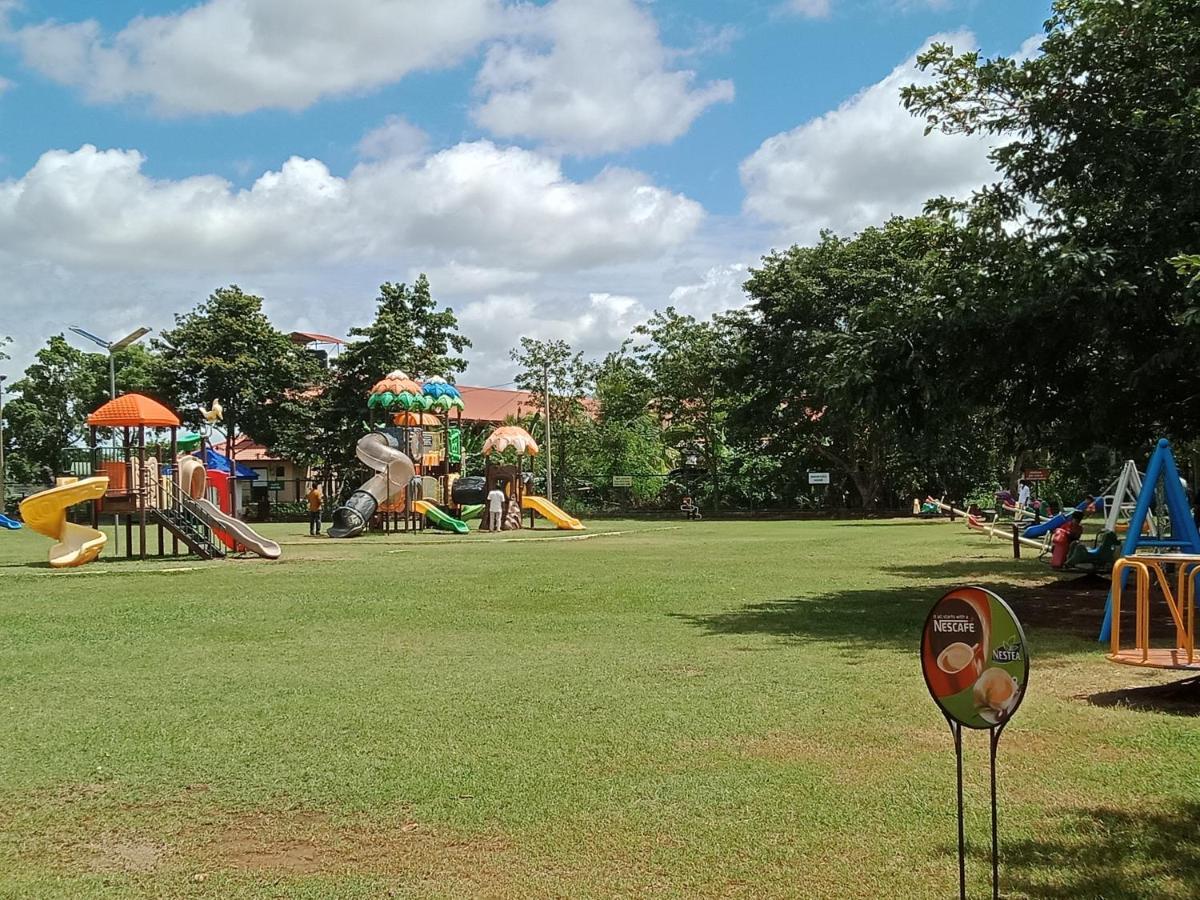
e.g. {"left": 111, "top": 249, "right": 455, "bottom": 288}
{"left": 459, "top": 504, "right": 484, "bottom": 521}
{"left": 414, "top": 500, "right": 470, "bottom": 534}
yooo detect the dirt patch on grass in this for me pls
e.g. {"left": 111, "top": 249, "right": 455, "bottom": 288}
{"left": 187, "top": 809, "right": 515, "bottom": 885}
{"left": 83, "top": 835, "right": 164, "bottom": 873}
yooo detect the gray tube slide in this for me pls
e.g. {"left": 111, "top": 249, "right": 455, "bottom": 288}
{"left": 328, "top": 433, "right": 415, "bottom": 538}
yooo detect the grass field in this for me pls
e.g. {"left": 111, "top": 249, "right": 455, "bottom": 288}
{"left": 1, "top": 517, "right": 1197, "bottom": 898}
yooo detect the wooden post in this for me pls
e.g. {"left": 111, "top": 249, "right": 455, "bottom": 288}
{"left": 1012, "top": 525, "right": 1021, "bottom": 560}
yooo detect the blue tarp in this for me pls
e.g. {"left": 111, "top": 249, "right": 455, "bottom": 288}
{"left": 195, "top": 447, "right": 258, "bottom": 479}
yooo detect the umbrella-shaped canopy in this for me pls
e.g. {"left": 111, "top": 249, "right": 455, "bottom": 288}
{"left": 392, "top": 411, "right": 443, "bottom": 427}
{"left": 421, "top": 376, "right": 466, "bottom": 413}
{"left": 367, "top": 370, "right": 428, "bottom": 411}
{"left": 482, "top": 425, "right": 539, "bottom": 456}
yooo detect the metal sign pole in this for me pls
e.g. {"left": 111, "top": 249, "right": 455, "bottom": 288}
{"left": 989, "top": 725, "right": 1004, "bottom": 900}
{"left": 953, "top": 720, "right": 967, "bottom": 900}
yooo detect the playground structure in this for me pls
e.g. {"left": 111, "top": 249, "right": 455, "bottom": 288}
{"left": 1107, "top": 553, "right": 1199, "bottom": 670}
{"left": 0, "top": 512, "right": 21, "bottom": 530}
{"left": 330, "top": 375, "right": 583, "bottom": 537}
{"left": 1100, "top": 439, "right": 1200, "bottom": 668}
{"left": 330, "top": 372, "right": 469, "bottom": 538}
{"left": 19, "top": 476, "right": 110, "bottom": 567}
{"left": 923, "top": 459, "right": 1148, "bottom": 574}
{"left": 478, "top": 426, "right": 584, "bottom": 531}
{"left": 17, "top": 393, "right": 280, "bottom": 567}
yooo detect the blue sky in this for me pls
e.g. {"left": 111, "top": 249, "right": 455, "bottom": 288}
{"left": 0, "top": 0, "right": 1051, "bottom": 383}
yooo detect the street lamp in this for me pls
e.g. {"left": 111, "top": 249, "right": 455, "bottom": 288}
{"left": 68, "top": 326, "right": 152, "bottom": 398}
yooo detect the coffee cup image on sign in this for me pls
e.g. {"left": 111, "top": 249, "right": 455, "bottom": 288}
{"left": 973, "top": 667, "right": 1020, "bottom": 723}
{"left": 936, "top": 641, "right": 978, "bottom": 675}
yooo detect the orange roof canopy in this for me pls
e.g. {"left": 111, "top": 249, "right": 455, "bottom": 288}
{"left": 88, "top": 393, "right": 181, "bottom": 428}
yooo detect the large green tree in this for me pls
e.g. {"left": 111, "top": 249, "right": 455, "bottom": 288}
{"left": 632, "top": 308, "right": 741, "bottom": 508}
{"left": 737, "top": 216, "right": 1005, "bottom": 508}
{"left": 318, "top": 276, "right": 471, "bottom": 471}
{"left": 4, "top": 336, "right": 93, "bottom": 478}
{"left": 902, "top": 0, "right": 1200, "bottom": 448}
{"left": 153, "top": 286, "right": 319, "bottom": 461}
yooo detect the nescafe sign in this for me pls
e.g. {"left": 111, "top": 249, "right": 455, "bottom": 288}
{"left": 921, "top": 587, "right": 1029, "bottom": 730}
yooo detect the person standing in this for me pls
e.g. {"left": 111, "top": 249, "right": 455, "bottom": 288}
{"left": 1017, "top": 479, "right": 1032, "bottom": 511}
{"left": 486, "top": 484, "right": 506, "bottom": 532}
{"left": 306, "top": 482, "right": 323, "bottom": 536}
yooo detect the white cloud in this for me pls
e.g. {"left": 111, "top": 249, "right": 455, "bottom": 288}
{"left": 666, "top": 263, "right": 750, "bottom": 318}
{"left": 473, "top": 0, "right": 734, "bottom": 155}
{"left": 0, "top": 75, "right": 13, "bottom": 95}
{"left": 785, "top": 0, "right": 833, "bottom": 18}
{"left": 0, "top": 141, "right": 703, "bottom": 272}
{"left": 8, "top": 0, "right": 503, "bottom": 115}
{"left": 739, "top": 32, "right": 996, "bottom": 238}
{"left": 0, "top": 137, "right": 718, "bottom": 384}
{"left": 357, "top": 116, "right": 430, "bottom": 161}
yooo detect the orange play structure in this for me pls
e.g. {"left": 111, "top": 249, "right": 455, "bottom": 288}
{"left": 1108, "top": 553, "right": 1200, "bottom": 670}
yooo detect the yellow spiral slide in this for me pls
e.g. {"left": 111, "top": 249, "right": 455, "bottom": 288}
{"left": 19, "top": 477, "right": 110, "bottom": 568}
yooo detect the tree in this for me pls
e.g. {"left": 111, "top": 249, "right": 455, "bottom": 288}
{"left": 737, "top": 217, "right": 999, "bottom": 508}
{"left": 632, "top": 309, "right": 740, "bottom": 508}
{"left": 319, "top": 276, "right": 471, "bottom": 471}
{"left": 587, "top": 349, "right": 668, "bottom": 505}
{"left": 509, "top": 337, "right": 595, "bottom": 495}
{"left": 154, "top": 287, "right": 319, "bottom": 487}
{"left": 4, "top": 336, "right": 94, "bottom": 478}
{"left": 902, "top": 0, "right": 1200, "bottom": 447}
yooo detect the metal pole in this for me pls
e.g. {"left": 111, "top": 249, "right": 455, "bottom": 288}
{"left": 108, "top": 353, "right": 116, "bottom": 398}
{"left": 543, "top": 361, "right": 552, "bottom": 504}
{"left": 954, "top": 722, "right": 967, "bottom": 900}
{"left": 990, "top": 728, "right": 1001, "bottom": 900}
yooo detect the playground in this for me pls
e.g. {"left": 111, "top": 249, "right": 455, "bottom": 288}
{"left": 1, "top": 516, "right": 1196, "bottom": 898}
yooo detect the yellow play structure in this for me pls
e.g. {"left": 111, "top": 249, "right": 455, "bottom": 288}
{"left": 19, "top": 476, "right": 110, "bottom": 568}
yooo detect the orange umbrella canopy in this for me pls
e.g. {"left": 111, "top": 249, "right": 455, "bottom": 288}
{"left": 392, "top": 411, "right": 443, "bottom": 427}
{"left": 482, "top": 425, "right": 539, "bottom": 456}
{"left": 87, "top": 393, "right": 181, "bottom": 428}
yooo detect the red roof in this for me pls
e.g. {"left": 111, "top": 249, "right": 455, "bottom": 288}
{"left": 88, "top": 393, "right": 181, "bottom": 428}
{"left": 290, "top": 331, "right": 345, "bottom": 345}
{"left": 458, "top": 385, "right": 539, "bottom": 423}
{"left": 211, "top": 434, "right": 280, "bottom": 462}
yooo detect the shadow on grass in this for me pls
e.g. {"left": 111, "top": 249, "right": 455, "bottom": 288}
{"left": 1086, "top": 676, "right": 1200, "bottom": 717}
{"left": 995, "top": 802, "right": 1200, "bottom": 898}
{"left": 672, "top": 568, "right": 1121, "bottom": 654}
{"left": 670, "top": 581, "right": 1109, "bottom": 656}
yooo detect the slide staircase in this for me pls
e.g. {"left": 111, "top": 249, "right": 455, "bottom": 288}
{"left": 151, "top": 480, "right": 226, "bottom": 560}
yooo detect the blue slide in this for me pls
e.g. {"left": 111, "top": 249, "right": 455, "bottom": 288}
{"left": 1023, "top": 498, "right": 1091, "bottom": 539}
{"left": 0, "top": 513, "right": 22, "bottom": 530}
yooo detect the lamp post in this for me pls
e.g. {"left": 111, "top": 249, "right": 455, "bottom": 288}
{"left": 68, "top": 326, "right": 152, "bottom": 398}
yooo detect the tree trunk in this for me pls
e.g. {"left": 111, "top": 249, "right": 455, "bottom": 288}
{"left": 1009, "top": 450, "right": 1028, "bottom": 493}
{"left": 851, "top": 471, "right": 880, "bottom": 510}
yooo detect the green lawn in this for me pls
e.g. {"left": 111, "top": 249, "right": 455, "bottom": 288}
{"left": 0, "top": 518, "right": 1196, "bottom": 898}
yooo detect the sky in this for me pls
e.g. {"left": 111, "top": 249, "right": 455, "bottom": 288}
{"left": 0, "top": 0, "right": 1051, "bottom": 387}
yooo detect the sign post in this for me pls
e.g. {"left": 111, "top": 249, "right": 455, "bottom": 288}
{"left": 921, "top": 586, "right": 1029, "bottom": 900}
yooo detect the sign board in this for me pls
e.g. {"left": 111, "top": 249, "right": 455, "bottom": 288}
{"left": 1022, "top": 468, "right": 1050, "bottom": 482}
{"left": 921, "top": 586, "right": 1029, "bottom": 730}
{"left": 808, "top": 472, "right": 831, "bottom": 485}
{"left": 612, "top": 475, "right": 634, "bottom": 488}
{"left": 267, "top": 481, "right": 285, "bottom": 493}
